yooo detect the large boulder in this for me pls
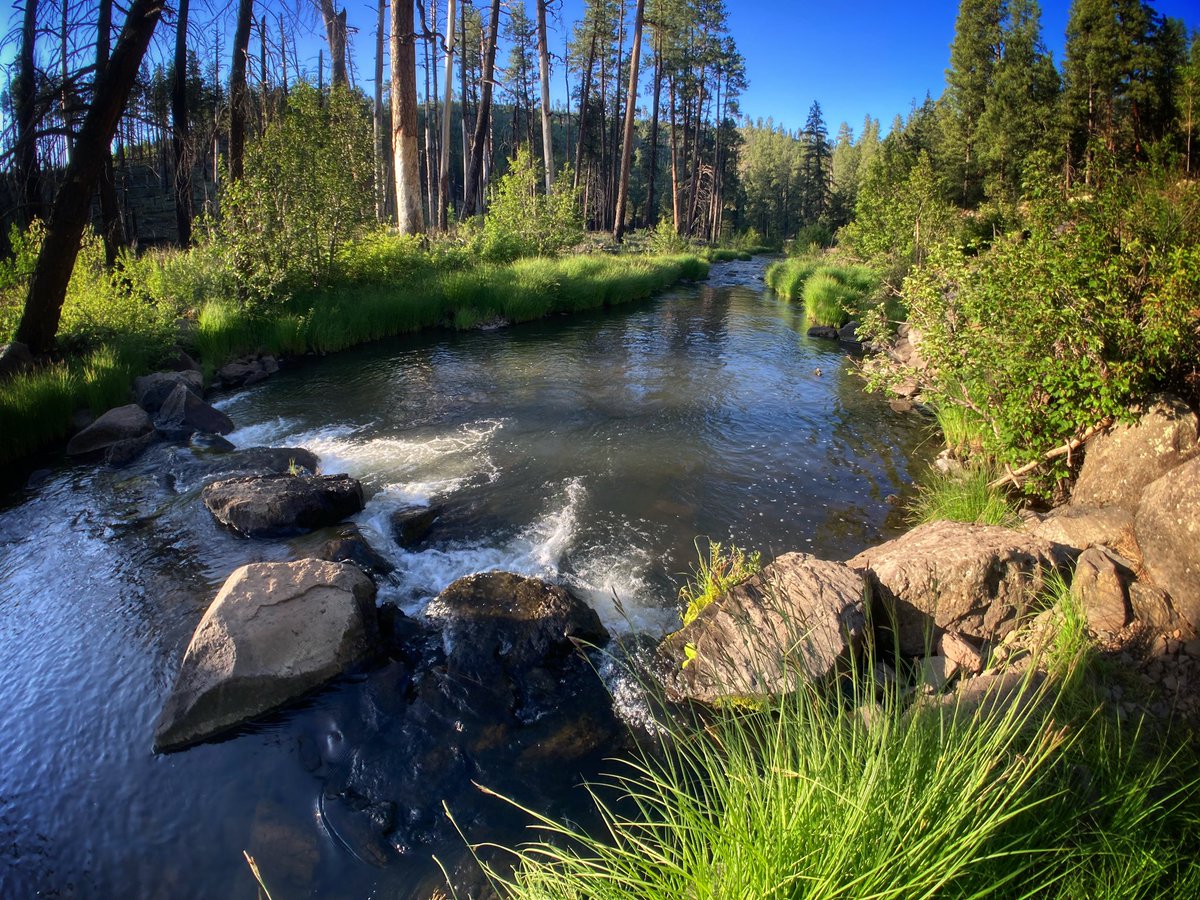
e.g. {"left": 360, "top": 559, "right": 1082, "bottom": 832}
{"left": 1072, "top": 396, "right": 1199, "bottom": 513}
{"left": 133, "top": 370, "right": 204, "bottom": 414}
{"left": 0, "top": 341, "right": 34, "bottom": 380}
{"left": 1136, "top": 456, "right": 1200, "bottom": 627}
{"left": 1072, "top": 547, "right": 1132, "bottom": 635}
{"left": 214, "top": 355, "right": 280, "bottom": 390}
{"left": 155, "top": 383, "right": 235, "bottom": 439}
{"left": 66, "top": 403, "right": 155, "bottom": 456}
{"left": 424, "top": 572, "right": 608, "bottom": 690}
{"left": 847, "top": 521, "right": 1066, "bottom": 656}
{"left": 166, "top": 446, "right": 320, "bottom": 492}
{"left": 1029, "top": 505, "right": 1142, "bottom": 568}
{"left": 154, "top": 559, "right": 378, "bottom": 751}
{"left": 202, "top": 473, "right": 364, "bottom": 537}
{"left": 658, "top": 552, "right": 869, "bottom": 703}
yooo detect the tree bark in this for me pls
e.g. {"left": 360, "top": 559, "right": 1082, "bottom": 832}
{"left": 535, "top": 0, "right": 553, "bottom": 192}
{"left": 228, "top": 0, "right": 254, "bottom": 181}
{"left": 644, "top": 28, "right": 661, "bottom": 227}
{"left": 172, "top": 0, "right": 193, "bottom": 246}
{"left": 374, "top": 0, "right": 387, "bottom": 221}
{"left": 96, "top": 0, "right": 126, "bottom": 262}
{"left": 462, "top": 0, "right": 500, "bottom": 216}
{"left": 14, "top": 0, "right": 166, "bottom": 356}
{"left": 318, "top": 0, "right": 349, "bottom": 87}
{"left": 439, "top": 0, "right": 456, "bottom": 229}
{"left": 667, "top": 72, "right": 680, "bottom": 231}
{"left": 573, "top": 25, "right": 597, "bottom": 192}
{"left": 392, "top": 0, "right": 425, "bottom": 232}
{"left": 613, "top": 0, "right": 645, "bottom": 243}
{"left": 15, "top": 0, "right": 44, "bottom": 226}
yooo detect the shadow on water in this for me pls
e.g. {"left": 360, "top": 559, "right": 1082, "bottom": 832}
{"left": 0, "top": 256, "right": 934, "bottom": 898}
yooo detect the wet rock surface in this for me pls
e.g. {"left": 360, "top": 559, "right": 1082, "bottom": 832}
{"left": 202, "top": 473, "right": 364, "bottom": 538}
{"left": 155, "top": 559, "right": 379, "bottom": 751}
{"left": 66, "top": 403, "right": 155, "bottom": 457}
{"left": 155, "top": 383, "right": 235, "bottom": 439}
{"left": 134, "top": 370, "right": 204, "bottom": 415}
{"left": 308, "top": 573, "right": 622, "bottom": 860}
{"left": 166, "top": 445, "right": 321, "bottom": 492}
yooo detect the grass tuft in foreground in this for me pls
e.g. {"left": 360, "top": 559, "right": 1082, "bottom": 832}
{"left": 474, "top": 634, "right": 1200, "bottom": 899}
{"left": 677, "top": 540, "right": 762, "bottom": 626}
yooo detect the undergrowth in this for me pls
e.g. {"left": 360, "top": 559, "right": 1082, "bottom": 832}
{"left": 907, "top": 463, "right": 1021, "bottom": 527}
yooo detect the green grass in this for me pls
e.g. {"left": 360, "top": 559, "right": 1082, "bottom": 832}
{"left": 479, "top": 639, "right": 1200, "bottom": 899}
{"left": 766, "top": 256, "right": 883, "bottom": 329}
{"left": 934, "top": 399, "right": 990, "bottom": 456}
{"left": 802, "top": 272, "right": 857, "bottom": 328}
{"left": 2, "top": 244, "right": 708, "bottom": 464}
{"left": 677, "top": 540, "right": 762, "bottom": 627}
{"left": 907, "top": 464, "right": 1022, "bottom": 527}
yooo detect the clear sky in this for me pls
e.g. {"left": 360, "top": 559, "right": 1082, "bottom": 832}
{"left": 5, "top": 0, "right": 1197, "bottom": 141}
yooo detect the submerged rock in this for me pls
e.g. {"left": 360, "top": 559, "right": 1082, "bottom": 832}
{"left": 847, "top": 520, "right": 1067, "bottom": 656}
{"left": 807, "top": 325, "right": 839, "bottom": 340}
{"left": 202, "top": 473, "right": 364, "bottom": 537}
{"left": 154, "top": 559, "right": 378, "bottom": 752}
{"left": 311, "top": 525, "right": 396, "bottom": 577}
{"left": 1072, "top": 395, "right": 1199, "bottom": 513}
{"left": 658, "top": 552, "right": 869, "bottom": 703}
{"left": 214, "top": 355, "right": 280, "bottom": 390}
{"left": 388, "top": 505, "right": 440, "bottom": 548}
{"left": 66, "top": 404, "right": 155, "bottom": 457}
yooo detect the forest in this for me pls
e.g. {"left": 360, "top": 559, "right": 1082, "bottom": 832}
{"left": 1, "top": 0, "right": 1200, "bottom": 898}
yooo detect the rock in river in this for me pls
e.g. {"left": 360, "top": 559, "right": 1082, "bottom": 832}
{"left": 66, "top": 403, "right": 155, "bottom": 457}
{"left": 154, "top": 559, "right": 378, "bottom": 752}
{"left": 202, "top": 473, "right": 364, "bottom": 537}
{"left": 658, "top": 552, "right": 868, "bottom": 703}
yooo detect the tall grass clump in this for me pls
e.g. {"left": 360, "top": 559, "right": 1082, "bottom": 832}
{"left": 765, "top": 257, "right": 821, "bottom": 301}
{"left": 907, "top": 464, "right": 1021, "bottom": 527}
{"left": 802, "top": 271, "right": 856, "bottom": 327}
{"left": 934, "top": 398, "right": 989, "bottom": 457}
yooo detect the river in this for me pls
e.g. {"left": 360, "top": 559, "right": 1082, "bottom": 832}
{"left": 0, "top": 257, "right": 932, "bottom": 897}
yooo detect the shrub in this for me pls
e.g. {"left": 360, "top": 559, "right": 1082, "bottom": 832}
{"left": 482, "top": 147, "right": 583, "bottom": 262}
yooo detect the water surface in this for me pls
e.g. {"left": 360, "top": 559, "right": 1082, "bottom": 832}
{"left": 0, "top": 257, "right": 932, "bottom": 897}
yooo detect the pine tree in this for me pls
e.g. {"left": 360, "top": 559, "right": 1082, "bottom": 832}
{"left": 943, "top": 0, "right": 1004, "bottom": 206}
{"left": 800, "top": 100, "right": 831, "bottom": 224}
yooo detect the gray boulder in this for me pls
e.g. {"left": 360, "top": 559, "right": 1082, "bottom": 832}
{"left": 1072, "top": 547, "right": 1132, "bottom": 635}
{"left": 154, "top": 559, "right": 378, "bottom": 751}
{"left": 156, "top": 383, "right": 235, "bottom": 438}
{"left": 167, "top": 446, "right": 320, "bottom": 492}
{"left": 66, "top": 403, "right": 155, "bottom": 456}
{"left": 388, "top": 505, "right": 440, "bottom": 547}
{"left": 214, "top": 355, "right": 280, "bottom": 390}
{"left": 658, "top": 552, "right": 868, "bottom": 703}
{"left": 1135, "top": 456, "right": 1200, "bottom": 627}
{"left": 0, "top": 341, "right": 34, "bottom": 380}
{"left": 133, "top": 370, "right": 204, "bottom": 414}
{"left": 838, "top": 321, "right": 861, "bottom": 344}
{"left": 1030, "top": 504, "right": 1142, "bottom": 568}
{"left": 202, "top": 473, "right": 364, "bottom": 537}
{"left": 847, "top": 520, "right": 1066, "bottom": 656}
{"left": 807, "top": 325, "right": 839, "bottom": 340}
{"left": 311, "top": 525, "right": 396, "bottom": 577}
{"left": 1072, "top": 395, "right": 1199, "bottom": 513}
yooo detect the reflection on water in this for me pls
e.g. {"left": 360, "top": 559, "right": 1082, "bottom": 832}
{"left": 0, "top": 257, "right": 932, "bottom": 897}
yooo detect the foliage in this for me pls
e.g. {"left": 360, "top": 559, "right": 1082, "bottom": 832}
{"left": 678, "top": 540, "right": 762, "bottom": 626}
{"left": 645, "top": 219, "right": 690, "bottom": 255}
{"left": 216, "top": 83, "right": 375, "bottom": 305}
{"left": 482, "top": 147, "right": 584, "bottom": 262}
{"left": 907, "top": 464, "right": 1021, "bottom": 528}
{"left": 483, "top": 642, "right": 1200, "bottom": 899}
{"left": 766, "top": 256, "right": 881, "bottom": 328}
{"left": 802, "top": 271, "right": 856, "bottom": 328}
{"left": 903, "top": 169, "right": 1200, "bottom": 482}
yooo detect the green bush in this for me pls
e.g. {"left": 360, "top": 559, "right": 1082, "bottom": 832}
{"left": 482, "top": 147, "right": 583, "bottom": 262}
{"left": 903, "top": 171, "right": 1200, "bottom": 482}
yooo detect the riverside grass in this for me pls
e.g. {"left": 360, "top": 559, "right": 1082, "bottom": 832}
{"left": 765, "top": 256, "right": 881, "bottom": 328}
{"left": 1, "top": 247, "right": 707, "bottom": 464}
{"left": 907, "top": 463, "right": 1022, "bottom": 528}
{"left": 476, "top": 620, "right": 1200, "bottom": 899}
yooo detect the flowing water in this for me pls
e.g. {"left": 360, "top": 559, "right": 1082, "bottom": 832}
{"left": 0, "top": 258, "right": 933, "bottom": 898}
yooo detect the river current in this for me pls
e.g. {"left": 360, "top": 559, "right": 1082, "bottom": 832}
{"left": 0, "top": 257, "right": 932, "bottom": 897}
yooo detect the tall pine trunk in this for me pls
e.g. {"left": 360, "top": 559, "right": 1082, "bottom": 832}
{"left": 374, "top": 0, "right": 387, "bottom": 221}
{"left": 462, "top": 0, "right": 500, "bottom": 216}
{"left": 172, "top": 0, "right": 192, "bottom": 246}
{"left": 228, "top": 0, "right": 254, "bottom": 181}
{"left": 15, "top": 0, "right": 44, "bottom": 225}
{"left": 536, "top": 0, "right": 553, "bottom": 192}
{"left": 15, "top": 0, "right": 165, "bottom": 356}
{"left": 96, "top": 0, "right": 126, "bottom": 262}
{"left": 392, "top": 0, "right": 424, "bottom": 232}
{"left": 439, "top": 0, "right": 456, "bottom": 229}
{"left": 573, "top": 26, "right": 596, "bottom": 191}
{"left": 644, "top": 29, "right": 661, "bottom": 227}
{"left": 613, "top": 0, "right": 645, "bottom": 243}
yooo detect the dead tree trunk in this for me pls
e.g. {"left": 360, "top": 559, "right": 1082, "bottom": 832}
{"left": 96, "top": 0, "right": 127, "bottom": 262}
{"left": 374, "top": 0, "right": 387, "bottom": 221}
{"left": 15, "top": 0, "right": 44, "bottom": 225}
{"left": 14, "top": 0, "right": 165, "bottom": 356}
{"left": 318, "top": 0, "right": 349, "bottom": 87}
{"left": 461, "top": 0, "right": 500, "bottom": 216}
{"left": 172, "top": 0, "right": 193, "bottom": 246}
{"left": 535, "top": 0, "right": 553, "bottom": 192}
{"left": 613, "top": 0, "right": 645, "bottom": 243}
{"left": 228, "top": 0, "right": 254, "bottom": 180}
{"left": 439, "top": 0, "right": 456, "bottom": 229}
{"left": 392, "top": 0, "right": 425, "bottom": 232}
